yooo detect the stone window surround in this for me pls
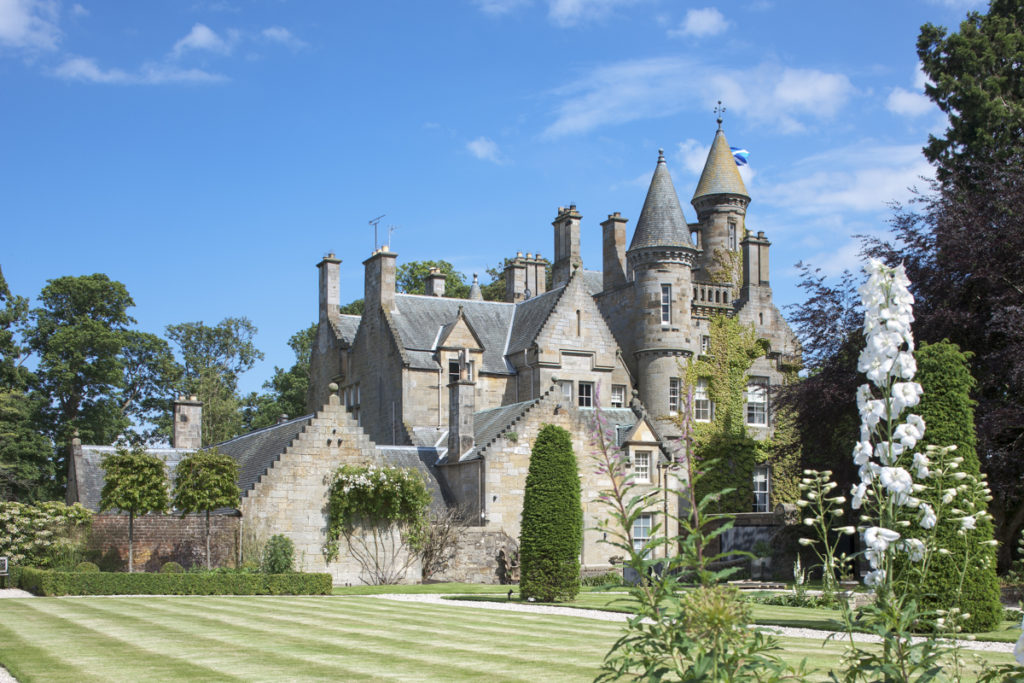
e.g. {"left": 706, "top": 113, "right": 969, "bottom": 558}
{"left": 634, "top": 450, "right": 651, "bottom": 483}
{"left": 668, "top": 377, "right": 681, "bottom": 415}
{"left": 745, "top": 376, "right": 768, "bottom": 426}
{"left": 694, "top": 378, "right": 713, "bottom": 423}
{"left": 610, "top": 384, "right": 626, "bottom": 408}
{"left": 660, "top": 284, "right": 671, "bottom": 325}
{"left": 753, "top": 464, "right": 770, "bottom": 513}
{"left": 577, "top": 381, "right": 594, "bottom": 408}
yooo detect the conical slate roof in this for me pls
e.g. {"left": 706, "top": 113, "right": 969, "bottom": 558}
{"left": 628, "top": 149, "right": 693, "bottom": 251}
{"left": 692, "top": 128, "right": 748, "bottom": 202}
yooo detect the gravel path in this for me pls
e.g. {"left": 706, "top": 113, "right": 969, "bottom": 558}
{"left": 360, "top": 593, "right": 1017, "bottom": 654}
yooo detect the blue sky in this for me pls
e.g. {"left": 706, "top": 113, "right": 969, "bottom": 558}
{"left": 0, "top": 0, "right": 982, "bottom": 393}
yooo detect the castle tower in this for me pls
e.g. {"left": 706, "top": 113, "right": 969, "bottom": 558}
{"left": 627, "top": 149, "right": 698, "bottom": 429}
{"left": 691, "top": 122, "right": 750, "bottom": 285}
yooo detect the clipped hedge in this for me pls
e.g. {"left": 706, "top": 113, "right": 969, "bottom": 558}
{"left": 18, "top": 567, "right": 331, "bottom": 596}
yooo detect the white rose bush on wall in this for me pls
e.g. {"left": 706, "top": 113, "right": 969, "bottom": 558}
{"left": 798, "top": 260, "right": 1017, "bottom": 681}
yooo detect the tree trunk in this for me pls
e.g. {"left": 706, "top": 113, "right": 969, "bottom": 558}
{"left": 128, "top": 511, "right": 134, "bottom": 573}
{"left": 205, "top": 509, "right": 211, "bottom": 570}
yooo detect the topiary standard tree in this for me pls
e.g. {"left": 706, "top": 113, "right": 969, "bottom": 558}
{"left": 99, "top": 445, "right": 169, "bottom": 572}
{"left": 171, "top": 448, "right": 240, "bottom": 569}
{"left": 519, "top": 424, "right": 582, "bottom": 602}
{"left": 905, "top": 340, "right": 1002, "bottom": 631}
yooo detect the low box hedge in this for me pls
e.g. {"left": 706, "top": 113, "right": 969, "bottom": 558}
{"left": 18, "top": 567, "right": 332, "bottom": 596}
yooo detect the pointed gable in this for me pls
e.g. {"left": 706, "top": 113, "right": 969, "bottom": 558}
{"left": 692, "top": 127, "right": 748, "bottom": 202}
{"left": 437, "top": 306, "right": 485, "bottom": 351}
{"left": 629, "top": 149, "right": 693, "bottom": 251}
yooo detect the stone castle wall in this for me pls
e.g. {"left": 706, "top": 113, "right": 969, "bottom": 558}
{"left": 88, "top": 513, "right": 240, "bottom": 571}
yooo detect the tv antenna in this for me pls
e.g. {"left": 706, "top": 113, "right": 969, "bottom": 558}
{"left": 387, "top": 225, "right": 398, "bottom": 249}
{"left": 369, "top": 214, "right": 385, "bottom": 250}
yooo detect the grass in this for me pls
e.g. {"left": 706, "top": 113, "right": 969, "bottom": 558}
{"left": 0, "top": 594, "right": 1016, "bottom": 681}
{"left": 331, "top": 581, "right": 513, "bottom": 596}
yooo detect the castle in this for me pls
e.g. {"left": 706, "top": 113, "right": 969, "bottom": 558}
{"left": 69, "top": 123, "right": 799, "bottom": 583}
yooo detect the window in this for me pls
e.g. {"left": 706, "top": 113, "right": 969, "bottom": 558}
{"left": 467, "top": 360, "right": 475, "bottom": 382}
{"left": 728, "top": 221, "right": 738, "bottom": 251}
{"left": 660, "top": 285, "right": 671, "bottom": 324}
{"left": 700, "top": 335, "right": 711, "bottom": 354}
{"left": 634, "top": 450, "right": 651, "bottom": 483}
{"left": 694, "top": 378, "right": 713, "bottom": 422}
{"left": 668, "top": 377, "right": 681, "bottom": 415}
{"left": 558, "top": 380, "right": 573, "bottom": 403}
{"left": 745, "top": 377, "right": 768, "bottom": 426}
{"left": 753, "top": 465, "right": 770, "bottom": 513}
{"left": 633, "top": 514, "right": 652, "bottom": 556}
{"left": 578, "top": 381, "right": 594, "bottom": 408}
{"left": 610, "top": 384, "right": 626, "bottom": 408}
{"left": 448, "top": 359, "right": 460, "bottom": 385}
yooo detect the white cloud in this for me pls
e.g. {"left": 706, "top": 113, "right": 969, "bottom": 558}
{"left": 0, "top": 0, "right": 60, "bottom": 50}
{"left": 467, "top": 136, "right": 504, "bottom": 164}
{"left": 543, "top": 58, "right": 856, "bottom": 138}
{"left": 473, "top": 0, "right": 531, "bottom": 15}
{"left": 759, "top": 143, "right": 933, "bottom": 215}
{"left": 71, "top": 3, "right": 87, "bottom": 17}
{"left": 669, "top": 7, "right": 728, "bottom": 38}
{"left": 547, "top": 0, "right": 639, "bottom": 27}
{"left": 886, "top": 65, "right": 933, "bottom": 117}
{"left": 172, "top": 23, "right": 232, "bottom": 57}
{"left": 261, "top": 26, "right": 306, "bottom": 49}
{"left": 54, "top": 56, "right": 225, "bottom": 84}
{"left": 676, "top": 139, "right": 709, "bottom": 175}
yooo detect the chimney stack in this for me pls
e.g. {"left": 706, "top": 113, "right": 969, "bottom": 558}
{"left": 425, "top": 267, "right": 447, "bottom": 297}
{"left": 317, "top": 253, "right": 342, "bottom": 324}
{"left": 601, "top": 212, "right": 628, "bottom": 291}
{"left": 447, "top": 350, "right": 475, "bottom": 459}
{"left": 364, "top": 246, "right": 398, "bottom": 313}
{"left": 173, "top": 394, "right": 203, "bottom": 450}
{"left": 552, "top": 205, "right": 582, "bottom": 288}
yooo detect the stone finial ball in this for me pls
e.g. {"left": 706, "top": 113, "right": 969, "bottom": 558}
{"left": 328, "top": 382, "right": 339, "bottom": 393}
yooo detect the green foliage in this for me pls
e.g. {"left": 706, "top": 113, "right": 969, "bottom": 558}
{"left": 900, "top": 341, "right": 1002, "bottom": 632}
{"left": 74, "top": 561, "right": 99, "bottom": 573}
{"left": 100, "top": 444, "right": 169, "bottom": 572}
{"left": 160, "top": 561, "right": 184, "bottom": 574}
{"left": 0, "top": 389, "right": 54, "bottom": 501}
{"left": 262, "top": 534, "right": 295, "bottom": 574}
{"left": 171, "top": 449, "right": 240, "bottom": 515}
{"left": 0, "top": 500, "right": 92, "bottom": 568}
{"left": 244, "top": 324, "right": 316, "bottom": 431}
{"left": 164, "top": 317, "right": 264, "bottom": 445}
{"left": 519, "top": 424, "right": 582, "bottom": 602}
{"left": 693, "top": 434, "right": 766, "bottom": 514}
{"left": 396, "top": 260, "right": 470, "bottom": 298}
{"left": 338, "top": 299, "right": 364, "bottom": 315}
{"left": 581, "top": 571, "right": 623, "bottom": 587}
{"left": 324, "top": 464, "right": 431, "bottom": 563}
{"left": 918, "top": 0, "right": 1024, "bottom": 185}
{"left": 17, "top": 567, "right": 331, "bottom": 596}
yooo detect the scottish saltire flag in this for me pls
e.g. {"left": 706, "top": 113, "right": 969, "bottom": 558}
{"left": 730, "top": 147, "right": 750, "bottom": 167}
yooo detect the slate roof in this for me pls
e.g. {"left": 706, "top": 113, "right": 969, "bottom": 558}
{"left": 582, "top": 270, "right": 603, "bottom": 296}
{"left": 390, "top": 294, "right": 516, "bottom": 374}
{"left": 73, "top": 445, "right": 192, "bottom": 512}
{"left": 335, "top": 315, "right": 361, "bottom": 343}
{"left": 377, "top": 446, "right": 451, "bottom": 512}
{"left": 629, "top": 150, "right": 694, "bottom": 251}
{"left": 506, "top": 287, "right": 563, "bottom": 355}
{"left": 692, "top": 128, "right": 748, "bottom": 202}
{"left": 213, "top": 415, "right": 311, "bottom": 493}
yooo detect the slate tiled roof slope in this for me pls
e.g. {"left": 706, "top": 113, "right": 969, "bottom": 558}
{"left": 692, "top": 128, "right": 749, "bottom": 201}
{"left": 628, "top": 150, "right": 694, "bottom": 251}
{"left": 72, "top": 445, "right": 190, "bottom": 511}
{"left": 390, "top": 294, "right": 515, "bottom": 374}
{"left": 506, "top": 287, "right": 563, "bottom": 355}
{"left": 376, "top": 446, "right": 451, "bottom": 513}
{"left": 212, "top": 415, "right": 312, "bottom": 493}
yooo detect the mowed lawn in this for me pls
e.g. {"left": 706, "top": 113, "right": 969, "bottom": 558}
{"left": 0, "top": 595, "right": 1015, "bottom": 681}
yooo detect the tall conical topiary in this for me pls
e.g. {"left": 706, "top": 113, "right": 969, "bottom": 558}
{"left": 519, "top": 424, "right": 582, "bottom": 602}
{"left": 909, "top": 341, "right": 1001, "bottom": 631}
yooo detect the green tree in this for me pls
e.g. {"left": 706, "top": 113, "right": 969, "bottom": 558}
{"left": 519, "top": 424, "right": 582, "bottom": 602}
{"left": 244, "top": 324, "right": 316, "bottom": 430}
{"left": 339, "top": 299, "right": 364, "bottom": 316}
{"left": 901, "top": 341, "right": 1002, "bottom": 631}
{"left": 396, "top": 260, "right": 470, "bottom": 298}
{"left": 0, "top": 267, "right": 52, "bottom": 501}
{"left": 919, "top": 1, "right": 1024, "bottom": 185}
{"left": 99, "top": 445, "right": 169, "bottom": 572}
{"left": 171, "top": 448, "right": 240, "bottom": 569}
{"left": 165, "top": 317, "right": 263, "bottom": 445}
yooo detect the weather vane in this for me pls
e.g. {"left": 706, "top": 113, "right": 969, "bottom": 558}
{"left": 715, "top": 100, "right": 726, "bottom": 129}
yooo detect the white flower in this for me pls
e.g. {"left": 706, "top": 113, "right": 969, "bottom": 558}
{"left": 879, "top": 467, "right": 914, "bottom": 503}
{"left": 853, "top": 440, "right": 873, "bottom": 466}
{"left": 890, "top": 382, "right": 923, "bottom": 415}
{"left": 942, "top": 488, "right": 958, "bottom": 504}
{"left": 901, "top": 538, "right": 926, "bottom": 562}
{"left": 798, "top": 537, "right": 815, "bottom": 546}
{"left": 836, "top": 526, "right": 856, "bottom": 535}
{"left": 910, "top": 452, "right": 930, "bottom": 479}
{"left": 851, "top": 482, "right": 868, "bottom": 510}
{"left": 864, "top": 526, "right": 900, "bottom": 552}
{"left": 803, "top": 518, "right": 816, "bottom": 527}
{"left": 864, "top": 569, "right": 886, "bottom": 588}
{"left": 919, "top": 503, "right": 937, "bottom": 529}
{"left": 960, "top": 516, "right": 977, "bottom": 531}
{"left": 894, "top": 420, "right": 924, "bottom": 451}
{"left": 874, "top": 441, "right": 904, "bottom": 466}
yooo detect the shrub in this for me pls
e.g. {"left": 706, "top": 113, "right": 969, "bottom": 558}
{"left": 262, "top": 534, "right": 295, "bottom": 574}
{"left": 519, "top": 424, "right": 581, "bottom": 602}
{"left": 0, "top": 501, "right": 92, "bottom": 568}
{"left": 898, "top": 341, "right": 1002, "bottom": 632}
{"left": 18, "top": 567, "right": 332, "bottom": 596}
{"left": 160, "top": 561, "right": 185, "bottom": 574}
{"left": 582, "top": 571, "right": 622, "bottom": 587}
{"left": 74, "top": 561, "right": 100, "bottom": 573}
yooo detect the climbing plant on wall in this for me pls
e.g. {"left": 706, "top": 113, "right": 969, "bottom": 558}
{"left": 683, "top": 314, "right": 799, "bottom": 512}
{"left": 324, "top": 464, "right": 430, "bottom": 585}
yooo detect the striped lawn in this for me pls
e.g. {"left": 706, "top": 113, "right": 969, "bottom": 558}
{"left": 0, "top": 596, "right": 1014, "bottom": 681}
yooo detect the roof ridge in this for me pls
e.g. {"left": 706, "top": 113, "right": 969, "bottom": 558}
{"left": 473, "top": 382, "right": 560, "bottom": 460}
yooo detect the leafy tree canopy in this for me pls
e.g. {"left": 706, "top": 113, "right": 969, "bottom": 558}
{"left": 919, "top": 0, "right": 1024, "bottom": 184}
{"left": 171, "top": 448, "right": 240, "bottom": 515}
{"left": 99, "top": 444, "right": 169, "bottom": 517}
{"left": 244, "top": 324, "right": 316, "bottom": 431}
{"left": 396, "top": 260, "right": 470, "bottom": 298}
